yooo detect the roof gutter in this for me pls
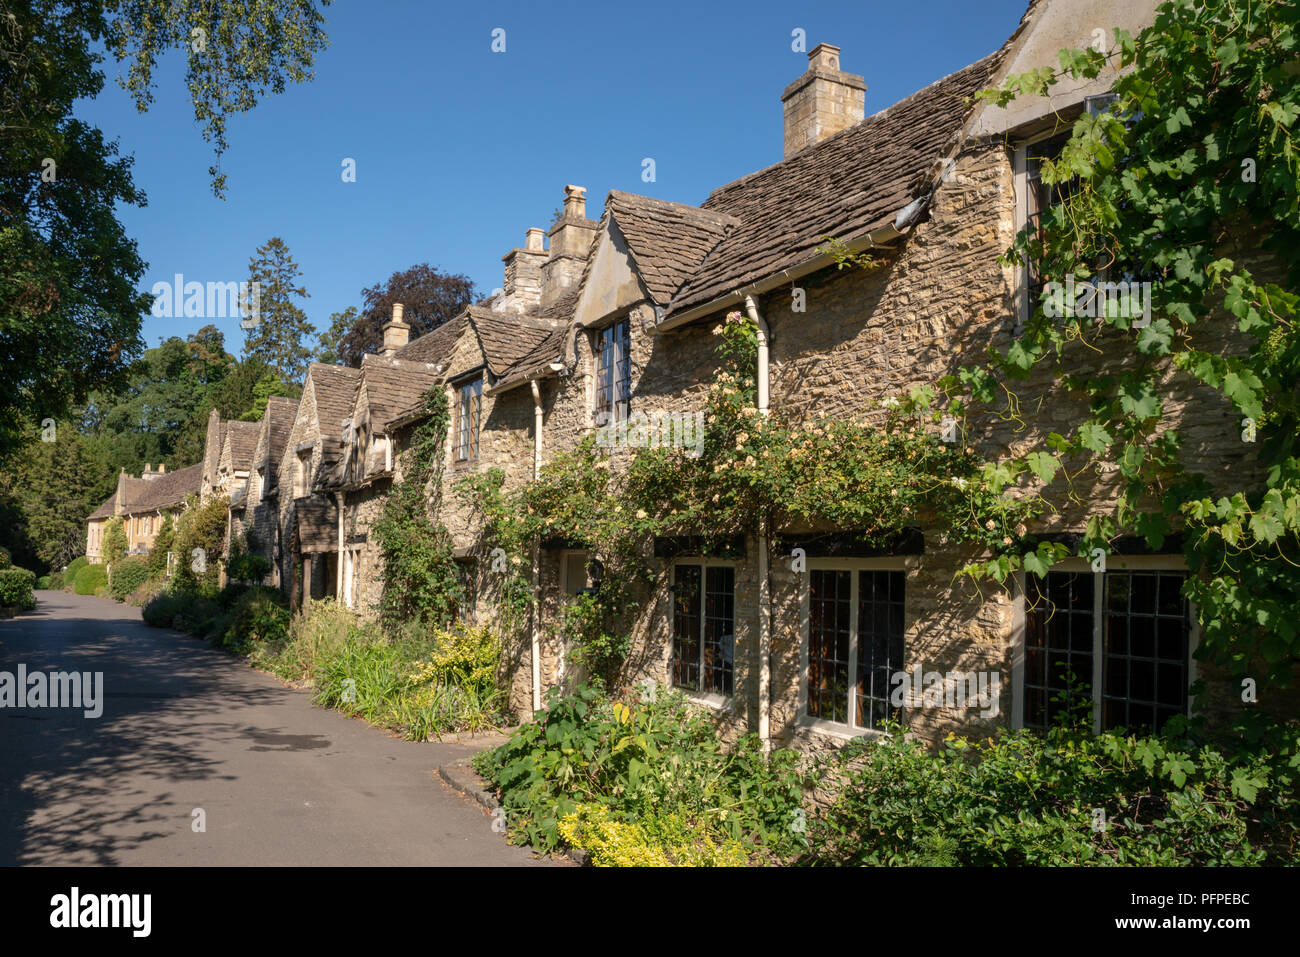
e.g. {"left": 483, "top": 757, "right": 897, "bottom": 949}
{"left": 652, "top": 221, "right": 908, "bottom": 334}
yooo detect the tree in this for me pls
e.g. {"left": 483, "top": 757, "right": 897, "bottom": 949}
{"left": 0, "top": 0, "right": 331, "bottom": 460}
{"left": 0, "top": 424, "right": 111, "bottom": 572}
{"left": 101, "top": 0, "right": 332, "bottom": 198}
{"left": 242, "top": 237, "right": 315, "bottom": 382}
{"left": 316, "top": 306, "right": 357, "bottom": 363}
{"left": 335, "top": 264, "right": 476, "bottom": 367}
{"left": 101, "top": 516, "right": 128, "bottom": 565}
{"left": 0, "top": 0, "right": 150, "bottom": 459}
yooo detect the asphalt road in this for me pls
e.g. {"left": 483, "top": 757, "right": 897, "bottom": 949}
{"left": 0, "top": 590, "right": 544, "bottom": 866}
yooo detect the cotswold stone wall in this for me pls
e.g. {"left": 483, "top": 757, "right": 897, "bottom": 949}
{"left": 275, "top": 375, "right": 322, "bottom": 600}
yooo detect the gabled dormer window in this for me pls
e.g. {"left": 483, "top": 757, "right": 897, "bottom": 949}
{"left": 595, "top": 318, "right": 630, "bottom": 425}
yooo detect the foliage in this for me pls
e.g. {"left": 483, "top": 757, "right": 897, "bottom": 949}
{"left": 241, "top": 237, "right": 315, "bottom": 383}
{"left": 457, "top": 313, "right": 1037, "bottom": 684}
{"left": 71, "top": 562, "right": 107, "bottom": 595}
{"left": 0, "top": 567, "right": 37, "bottom": 609}
{"left": 373, "top": 385, "right": 464, "bottom": 629}
{"left": 64, "top": 556, "right": 88, "bottom": 585}
{"left": 333, "top": 264, "right": 476, "bottom": 368}
{"left": 0, "top": 0, "right": 329, "bottom": 459}
{"left": 222, "top": 586, "right": 291, "bottom": 652}
{"left": 0, "top": 425, "right": 113, "bottom": 572}
{"left": 108, "top": 554, "right": 150, "bottom": 602}
{"left": 803, "top": 721, "right": 1300, "bottom": 866}
{"left": 101, "top": 516, "right": 128, "bottom": 566}
{"left": 474, "top": 683, "right": 807, "bottom": 859}
{"left": 35, "top": 571, "right": 63, "bottom": 590}
{"left": 558, "top": 803, "right": 750, "bottom": 867}
{"left": 148, "top": 515, "right": 174, "bottom": 578}
{"left": 927, "top": 0, "right": 1300, "bottom": 695}
{"left": 172, "top": 494, "right": 229, "bottom": 589}
{"left": 226, "top": 545, "right": 272, "bottom": 584}
{"left": 101, "top": 0, "right": 332, "bottom": 197}
{"left": 0, "top": 0, "right": 149, "bottom": 458}
{"left": 251, "top": 601, "right": 507, "bottom": 739}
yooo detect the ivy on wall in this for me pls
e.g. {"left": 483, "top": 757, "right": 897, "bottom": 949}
{"left": 373, "top": 385, "right": 463, "bottom": 630}
{"left": 921, "top": 0, "right": 1300, "bottom": 696}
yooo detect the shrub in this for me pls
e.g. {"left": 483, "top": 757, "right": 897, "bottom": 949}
{"left": 801, "top": 722, "right": 1300, "bottom": 867}
{"left": 108, "top": 555, "right": 151, "bottom": 602}
{"left": 558, "top": 803, "right": 750, "bottom": 867}
{"left": 36, "top": 571, "right": 64, "bottom": 590}
{"left": 221, "top": 586, "right": 291, "bottom": 652}
{"left": 142, "top": 588, "right": 189, "bottom": 628}
{"left": 72, "top": 563, "right": 108, "bottom": 596}
{"left": 101, "top": 517, "right": 128, "bottom": 565}
{"left": 0, "top": 546, "right": 11, "bottom": 568}
{"left": 64, "top": 557, "right": 88, "bottom": 590}
{"left": 226, "top": 550, "right": 272, "bottom": 584}
{"left": 172, "top": 494, "right": 228, "bottom": 590}
{"left": 128, "top": 574, "right": 167, "bottom": 607}
{"left": 474, "top": 684, "right": 806, "bottom": 857}
{"left": 248, "top": 604, "right": 508, "bottom": 739}
{"left": 0, "top": 567, "right": 37, "bottom": 610}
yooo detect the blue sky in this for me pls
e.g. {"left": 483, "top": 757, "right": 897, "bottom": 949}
{"left": 78, "top": 0, "right": 1030, "bottom": 355}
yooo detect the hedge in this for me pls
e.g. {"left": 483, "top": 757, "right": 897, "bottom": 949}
{"left": 109, "top": 556, "right": 152, "bottom": 602}
{"left": 72, "top": 563, "right": 108, "bottom": 596}
{"left": 0, "top": 567, "right": 36, "bottom": 610}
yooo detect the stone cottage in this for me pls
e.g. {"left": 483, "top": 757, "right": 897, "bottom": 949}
{"left": 369, "top": 0, "right": 1257, "bottom": 751}
{"left": 274, "top": 362, "right": 361, "bottom": 606}
{"left": 86, "top": 462, "right": 203, "bottom": 562}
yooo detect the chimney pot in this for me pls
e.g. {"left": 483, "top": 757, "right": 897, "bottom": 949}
{"left": 526, "top": 227, "right": 546, "bottom": 252}
{"left": 563, "top": 184, "right": 587, "bottom": 220}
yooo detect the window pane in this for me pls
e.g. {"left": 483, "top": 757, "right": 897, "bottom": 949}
{"left": 1102, "top": 570, "right": 1188, "bottom": 734}
{"left": 702, "top": 566, "right": 734, "bottom": 695}
{"left": 856, "top": 570, "right": 905, "bottom": 729}
{"left": 808, "top": 569, "right": 851, "bottom": 723}
{"left": 1023, "top": 571, "right": 1094, "bottom": 731}
{"left": 671, "top": 564, "right": 701, "bottom": 691}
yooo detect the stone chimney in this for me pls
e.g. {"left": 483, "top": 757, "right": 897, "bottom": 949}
{"left": 381, "top": 303, "right": 410, "bottom": 356}
{"left": 543, "top": 185, "right": 598, "bottom": 307}
{"left": 781, "top": 43, "right": 866, "bottom": 157}
{"left": 502, "top": 227, "right": 549, "bottom": 310}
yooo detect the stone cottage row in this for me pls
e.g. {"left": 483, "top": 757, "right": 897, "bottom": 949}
{"left": 162, "top": 0, "right": 1256, "bottom": 751}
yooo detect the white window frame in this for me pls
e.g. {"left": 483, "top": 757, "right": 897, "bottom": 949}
{"left": 798, "top": 557, "right": 908, "bottom": 740}
{"left": 1011, "top": 554, "right": 1200, "bottom": 734}
{"left": 669, "top": 558, "right": 737, "bottom": 711}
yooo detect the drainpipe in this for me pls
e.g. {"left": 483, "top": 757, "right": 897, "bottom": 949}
{"left": 529, "top": 379, "right": 544, "bottom": 713}
{"left": 744, "top": 294, "right": 773, "bottom": 755}
{"left": 335, "top": 490, "right": 345, "bottom": 604}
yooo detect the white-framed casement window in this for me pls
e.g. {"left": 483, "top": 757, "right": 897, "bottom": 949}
{"left": 800, "top": 560, "right": 906, "bottom": 733}
{"left": 1013, "top": 556, "right": 1197, "bottom": 735}
{"left": 455, "top": 377, "right": 482, "bottom": 462}
{"left": 670, "top": 560, "right": 736, "bottom": 698}
{"left": 594, "top": 317, "right": 631, "bottom": 425}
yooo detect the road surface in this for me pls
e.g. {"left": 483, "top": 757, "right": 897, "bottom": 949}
{"left": 0, "top": 590, "right": 543, "bottom": 866}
